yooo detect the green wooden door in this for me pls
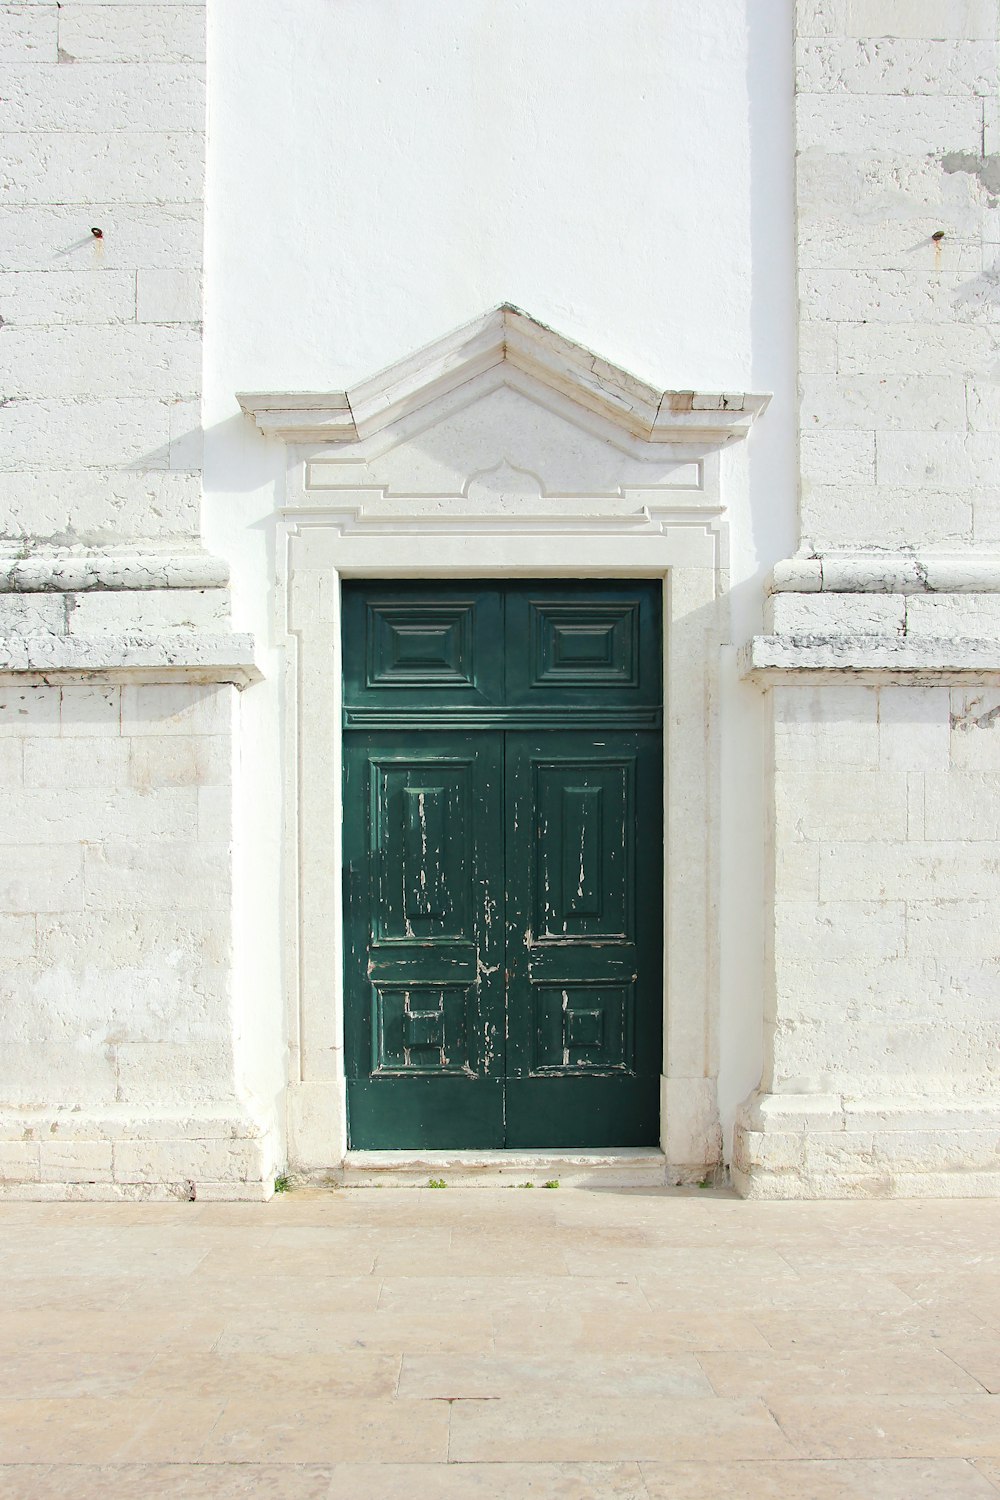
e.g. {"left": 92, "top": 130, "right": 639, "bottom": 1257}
{"left": 342, "top": 580, "right": 663, "bottom": 1149}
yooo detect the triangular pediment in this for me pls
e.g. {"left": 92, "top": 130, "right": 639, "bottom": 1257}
{"left": 238, "top": 305, "right": 769, "bottom": 447}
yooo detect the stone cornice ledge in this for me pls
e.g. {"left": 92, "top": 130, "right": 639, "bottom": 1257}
{"left": 0, "top": 633, "right": 261, "bottom": 687}
{"left": 771, "top": 554, "right": 1000, "bottom": 594}
{"left": 238, "top": 305, "right": 770, "bottom": 446}
{"left": 0, "top": 551, "right": 229, "bottom": 593}
{"left": 741, "top": 633, "right": 1000, "bottom": 683}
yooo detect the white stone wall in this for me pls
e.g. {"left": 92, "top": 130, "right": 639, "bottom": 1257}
{"left": 0, "top": 2, "right": 274, "bottom": 1197}
{"left": 0, "top": 678, "right": 272, "bottom": 1197}
{"left": 797, "top": 1, "right": 1000, "bottom": 552}
{"left": 735, "top": 0, "right": 1000, "bottom": 1196}
{"left": 0, "top": 0, "right": 205, "bottom": 545}
{"left": 796, "top": 0, "right": 1000, "bottom": 552}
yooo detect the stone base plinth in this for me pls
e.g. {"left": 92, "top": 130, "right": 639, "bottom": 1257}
{"left": 733, "top": 1090, "right": 1000, "bottom": 1199}
{"left": 0, "top": 1108, "right": 279, "bottom": 1202}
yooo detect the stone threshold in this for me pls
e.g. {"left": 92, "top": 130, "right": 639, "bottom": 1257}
{"left": 334, "top": 1147, "right": 668, "bottom": 1189}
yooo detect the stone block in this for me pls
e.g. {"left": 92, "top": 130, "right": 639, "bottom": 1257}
{"left": 0, "top": 740, "right": 22, "bottom": 787}
{"left": 796, "top": 37, "right": 999, "bottom": 95}
{"left": 796, "top": 0, "right": 847, "bottom": 36}
{"left": 112, "top": 1135, "right": 264, "bottom": 1184}
{"left": 776, "top": 769, "right": 909, "bottom": 841}
{"left": 0, "top": 6, "right": 57, "bottom": 62}
{"left": 802, "top": 485, "right": 974, "bottom": 547}
{"left": 820, "top": 840, "right": 1000, "bottom": 902}
{"left": 801, "top": 374, "right": 966, "bottom": 432}
{"left": 798, "top": 150, "right": 983, "bottom": 223}
{"left": 0, "top": 130, "right": 203, "bottom": 206}
{"left": 922, "top": 771, "right": 1000, "bottom": 839}
{"left": 0, "top": 1142, "right": 40, "bottom": 1182}
{"left": 905, "top": 593, "right": 1000, "bottom": 638}
{"left": 129, "top": 733, "right": 229, "bottom": 789}
{"left": 0, "top": 913, "right": 35, "bottom": 961}
{"left": 136, "top": 267, "right": 201, "bottom": 322}
{"left": 39, "top": 1140, "right": 112, "bottom": 1183}
{"left": 800, "top": 268, "right": 995, "bottom": 326}
{"left": 0, "top": 686, "right": 59, "bottom": 737}
{"left": 167, "top": 397, "right": 203, "bottom": 470}
{"left": 0, "top": 844, "right": 83, "bottom": 914}
{"left": 843, "top": 0, "right": 1000, "bottom": 40}
{"left": 876, "top": 431, "right": 996, "bottom": 488}
{"left": 36, "top": 907, "right": 228, "bottom": 969}
{"left": 774, "top": 841, "right": 821, "bottom": 901}
{"left": 196, "top": 784, "right": 231, "bottom": 841}
{"left": 57, "top": 5, "right": 205, "bottom": 63}
{"left": 906, "top": 899, "right": 1000, "bottom": 959}
{"left": 772, "top": 684, "right": 880, "bottom": 770}
{"left": 67, "top": 588, "right": 228, "bottom": 635}
{"left": 798, "top": 321, "right": 839, "bottom": 374}
{"left": 0, "top": 785, "right": 197, "bottom": 843}
{"left": 0, "top": 1039, "right": 118, "bottom": 1108}
{"left": 800, "top": 429, "right": 875, "bottom": 485}
{"left": 765, "top": 591, "right": 905, "bottom": 635}
{"left": 799, "top": 217, "right": 980, "bottom": 274}
{"left": 0, "top": 326, "right": 200, "bottom": 400}
{"left": 0, "top": 959, "right": 230, "bottom": 1047}
{"left": 797, "top": 93, "right": 982, "bottom": 154}
{"left": 0, "top": 268, "right": 136, "bottom": 326}
{"left": 967, "top": 382, "right": 1000, "bottom": 432}
{"left": 0, "top": 60, "right": 204, "bottom": 131}
{"left": 23, "top": 736, "right": 130, "bottom": 788}
{"left": 0, "top": 397, "right": 171, "bottom": 469}
{"left": 59, "top": 684, "right": 121, "bottom": 735}
{"left": 83, "top": 841, "right": 230, "bottom": 911}
{"left": 878, "top": 687, "right": 951, "bottom": 771}
{"left": 121, "top": 682, "right": 230, "bottom": 737}
{"left": 0, "top": 594, "right": 65, "bottom": 636}
{"left": 0, "top": 203, "right": 202, "bottom": 275}
{"left": 775, "top": 899, "right": 906, "bottom": 961}
{"left": 839, "top": 322, "right": 994, "bottom": 376}
{"left": 116, "top": 1040, "right": 235, "bottom": 1108}
{"left": 951, "top": 689, "right": 1000, "bottom": 768}
{"left": 1, "top": 470, "right": 200, "bottom": 543}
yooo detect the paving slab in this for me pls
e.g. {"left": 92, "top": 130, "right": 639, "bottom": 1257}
{"left": 1, "top": 1187, "right": 1000, "bottom": 1493}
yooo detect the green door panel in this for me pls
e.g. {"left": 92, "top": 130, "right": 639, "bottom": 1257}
{"left": 504, "top": 581, "right": 661, "bottom": 712}
{"left": 342, "top": 580, "right": 504, "bottom": 715}
{"left": 343, "top": 731, "right": 505, "bottom": 1148}
{"left": 504, "top": 729, "right": 662, "bottom": 1147}
{"left": 342, "top": 580, "right": 663, "bottom": 1150}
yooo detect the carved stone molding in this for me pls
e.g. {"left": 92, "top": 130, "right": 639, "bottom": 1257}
{"left": 239, "top": 305, "right": 770, "bottom": 447}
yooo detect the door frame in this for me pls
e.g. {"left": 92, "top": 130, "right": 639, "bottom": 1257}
{"left": 281, "top": 493, "right": 726, "bottom": 1178}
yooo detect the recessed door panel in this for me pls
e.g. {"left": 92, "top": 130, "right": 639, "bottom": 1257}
{"left": 342, "top": 580, "right": 663, "bottom": 1150}
{"left": 343, "top": 731, "right": 504, "bottom": 1147}
{"left": 505, "top": 728, "right": 661, "bottom": 1146}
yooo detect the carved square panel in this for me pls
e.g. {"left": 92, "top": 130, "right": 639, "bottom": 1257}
{"left": 373, "top": 984, "right": 472, "bottom": 1074}
{"left": 532, "top": 984, "right": 633, "bottom": 1074}
{"left": 530, "top": 602, "right": 639, "bottom": 689}
{"left": 367, "top": 602, "right": 475, "bottom": 690}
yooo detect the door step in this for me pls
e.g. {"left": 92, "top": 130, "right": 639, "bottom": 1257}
{"left": 339, "top": 1148, "right": 667, "bottom": 1189}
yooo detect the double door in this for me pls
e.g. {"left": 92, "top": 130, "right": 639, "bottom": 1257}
{"left": 342, "top": 580, "right": 663, "bottom": 1149}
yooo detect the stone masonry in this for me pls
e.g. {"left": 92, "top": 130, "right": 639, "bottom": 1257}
{"left": 0, "top": 1, "right": 272, "bottom": 1198}
{"left": 734, "top": 0, "right": 1000, "bottom": 1195}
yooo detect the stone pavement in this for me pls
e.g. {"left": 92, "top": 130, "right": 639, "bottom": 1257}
{"left": 1, "top": 1186, "right": 1000, "bottom": 1498}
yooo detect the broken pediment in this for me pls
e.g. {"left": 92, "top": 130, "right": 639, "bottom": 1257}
{"left": 237, "top": 305, "right": 769, "bottom": 449}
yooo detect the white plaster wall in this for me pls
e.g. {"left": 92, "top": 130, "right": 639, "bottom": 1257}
{"left": 203, "top": 0, "right": 799, "bottom": 1160}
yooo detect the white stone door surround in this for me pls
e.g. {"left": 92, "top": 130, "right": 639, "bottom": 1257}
{"left": 239, "top": 308, "right": 768, "bottom": 1176}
